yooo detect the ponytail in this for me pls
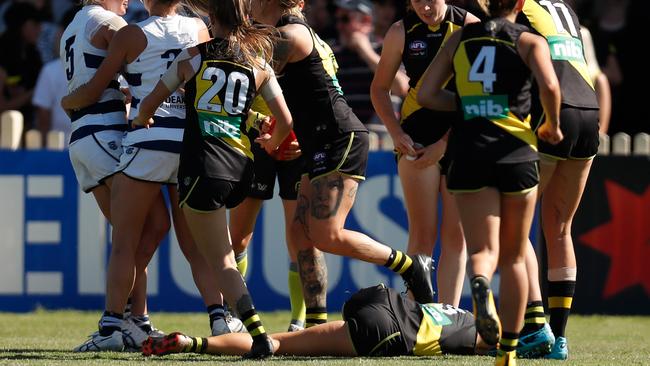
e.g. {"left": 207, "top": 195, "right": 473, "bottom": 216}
{"left": 182, "top": 0, "right": 276, "bottom": 68}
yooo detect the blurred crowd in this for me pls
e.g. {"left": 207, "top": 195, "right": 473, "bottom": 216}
{"left": 0, "top": 0, "right": 646, "bottom": 148}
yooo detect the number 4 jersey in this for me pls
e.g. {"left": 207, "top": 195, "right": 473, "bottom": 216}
{"left": 181, "top": 41, "right": 258, "bottom": 181}
{"left": 449, "top": 19, "right": 537, "bottom": 164}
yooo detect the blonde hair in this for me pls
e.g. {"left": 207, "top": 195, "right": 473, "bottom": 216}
{"left": 184, "top": 0, "right": 276, "bottom": 68}
{"left": 281, "top": 0, "right": 306, "bottom": 20}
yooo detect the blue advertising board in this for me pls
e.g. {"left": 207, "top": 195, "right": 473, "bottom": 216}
{"left": 1, "top": 150, "right": 531, "bottom": 312}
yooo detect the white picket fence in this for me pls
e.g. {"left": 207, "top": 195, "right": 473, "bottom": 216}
{"left": 2, "top": 109, "right": 649, "bottom": 155}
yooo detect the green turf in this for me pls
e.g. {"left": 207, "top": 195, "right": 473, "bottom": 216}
{"left": 0, "top": 311, "right": 649, "bottom": 365}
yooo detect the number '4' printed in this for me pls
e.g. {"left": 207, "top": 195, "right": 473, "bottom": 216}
{"left": 469, "top": 46, "right": 496, "bottom": 93}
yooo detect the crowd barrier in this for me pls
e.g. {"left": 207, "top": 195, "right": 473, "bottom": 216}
{"left": 1, "top": 110, "right": 648, "bottom": 314}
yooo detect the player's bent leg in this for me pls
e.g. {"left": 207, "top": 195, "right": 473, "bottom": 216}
{"left": 182, "top": 206, "right": 273, "bottom": 359}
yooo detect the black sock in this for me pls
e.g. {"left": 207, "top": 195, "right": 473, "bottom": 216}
{"left": 499, "top": 331, "right": 519, "bottom": 352}
{"left": 207, "top": 304, "right": 225, "bottom": 329}
{"left": 187, "top": 337, "right": 209, "bottom": 353}
{"left": 548, "top": 280, "right": 576, "bottom": 338}
{"left": 240, "top": 309, "right": 267, "bottom": 342}
{"left": 521, "top": 301, "right": 546, "bottom": 334}
{"left": 131, "top": 314, "right": 153, "bottom": 333}
{"left": 305, "top": 307, "right": 327, "bottom": 328}
{"left": 383, "top": 249, "right": 413, "bottom": 274}
{"left": 99, "top": 311, "right": 123, "bottom": 336}
{"left": 123, "top": 298, "right": 132, "bottom": 318}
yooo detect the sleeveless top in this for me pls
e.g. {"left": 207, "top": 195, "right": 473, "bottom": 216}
{"left": 450, "top": 19, "right": 538, "bottom": 163}
{"left": 123, "top": 15, "right": 199, "bottom": 153}
{"left": 60, "top": 5, "right": 126, "bottom": 143}
{"left": 182, "top": 40, "right": 258, "bottom": 180}
{"left": 276, "top": 15, "right": 366, "bottom": 153}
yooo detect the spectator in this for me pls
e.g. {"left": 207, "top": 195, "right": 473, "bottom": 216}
{"left": 332, "top": 0, "right": 408, "bottom": 126}
{"left": 305, "top": 0, "right": 337, "bottom": 44}
{"left": 0, "top": 2, "right": 44, "bottom": 137}
{"left": 31, "top": 5, "right": 78, "bottom": 147}
{"left": 371, "top": 0, "right": 403, "bottom": 40}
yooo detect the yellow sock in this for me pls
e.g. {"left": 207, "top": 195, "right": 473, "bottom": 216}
{"left": 235, "top": 250, "right": 248, "bottom": 277}
{"left": 288, "top": 262, "right": 306, "bottom": 327}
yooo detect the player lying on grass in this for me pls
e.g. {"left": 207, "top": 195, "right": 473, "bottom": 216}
{"left": 143, "top": 284, "right": 496, "bottom": 357}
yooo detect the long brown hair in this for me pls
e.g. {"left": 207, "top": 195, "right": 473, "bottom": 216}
{"left": 183, "top": 0, "right": 275, "bottom": 68}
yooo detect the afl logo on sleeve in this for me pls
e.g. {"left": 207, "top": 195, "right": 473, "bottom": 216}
{"left": 409, "top": 40, "right": 427, "bottom": 57}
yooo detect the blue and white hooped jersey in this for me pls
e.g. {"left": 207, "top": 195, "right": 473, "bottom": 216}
{"left": 123, "top": 15, "right": 200, "bottom": 153}
{"left": 60, "top": 5, "right": 127, "bottom": 144}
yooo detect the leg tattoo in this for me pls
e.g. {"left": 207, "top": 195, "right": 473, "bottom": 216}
{"left": 294, "top": 194, "right": 311, "bottom": 240}
{"left": 311, "top": 175, "right": 344, "bottom": 219}
{"left": 297, "top": 248, "right": 328, "bottom": 309}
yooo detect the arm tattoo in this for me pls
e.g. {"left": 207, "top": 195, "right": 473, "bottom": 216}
{"left": 272, "top": 31, "right": 292, "bottom": 74}
{"left": 297, "top": 248, "right": 328, "bottom": 309}
{"left": 294, "top": 194, "right": 312, "bottom": 241}
{"left": 311, "top": 175, "right": 344, "bottom": 219}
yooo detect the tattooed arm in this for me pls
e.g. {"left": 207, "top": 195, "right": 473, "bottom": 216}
{"left": 273, "top": 23, "right": 313, "bottom": 75}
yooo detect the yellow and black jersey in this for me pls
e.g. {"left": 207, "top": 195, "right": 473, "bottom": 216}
{"left": 450, "top": 19, "right": 538, "bottom": 163}
{"left": 276, "top": 15, "right": 366, "bottom": 154}
{"left": 517, "top": 0, "right": 598, "bottom": 109}
{"left": 400, "top": 6, "right": 467, "bottom": 123}
{"left": 182, "top": 39, "right": 257, "bottom": 181}
{"left": 343, "top": 285, "right": 476, "bottom": 357}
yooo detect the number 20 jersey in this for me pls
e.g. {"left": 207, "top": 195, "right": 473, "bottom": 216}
{"left": 450, "top": 19, "right": 537, "bottom": 163}
{"left": 182, "top": 41, "right": 257, "bottom": 181}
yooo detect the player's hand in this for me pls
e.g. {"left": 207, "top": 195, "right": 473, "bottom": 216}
{"left": 255, "top": 133, "right": 278, "bottom": 155}
{"left": 120, "top": 87, "right": 132, "bottom": 105}
{"left": 391, "top": 131, "right": 417, "bottom": 157}
{"left": 254, "top": 115, "right": 272, "bottom": 133}
{"left": 131, "top": 114, "right": 154, "bottom": 129}
{"left": 537, "top": 121, "right": 563, "bottom": 145}
{"left": 281, "top": 140, "right": 302, "bottom": 160}
{"left": 411, "top": 141, "right": 446, "bottom": 169}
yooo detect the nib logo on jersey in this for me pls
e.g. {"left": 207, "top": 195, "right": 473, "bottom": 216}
{"left": 460, "top": 95, "right": 509, "bottom": 120}
{"left": 547, "top": 35, "right": 584, "bottom": 62}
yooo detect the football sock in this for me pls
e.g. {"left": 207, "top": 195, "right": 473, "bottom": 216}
{"left": 548, "top": 267, "right": 577, "bottom": 338}
{"left": 240, "top": 308, "right": 268, "bottom": 342}
{"left": 288, "top": 262, "right": 306, "bottom": 328}
{"left": 305, "top": 307, "right": 327, "bottom": 328}
{"left": 548, "top": 281, "right": 575, "bottom": 338}
{"left": 383, "top": 249, "right": 413, "bottom": 274}
{"left": 99, "top": 311, "right": 123, "bottom": 336}
{"left": 132, "top": 314, "right": 153, "bottom": 333}
{"left": 499, "top": 331, "right": 519, "bottom": 352}
{"left": 207, "top": 304, "right": 225, "bottom": 329}
{"left": 522, "top": 301, "right": 546, "bottom": 334}
{"left": 185, "top": 337, "right": 209, "bottom": 353}
{"left": 236, "top": 250, "right": 248, "bottom": 277}
{"left": 123, "top": 298, "right": 132, "bottom": 319}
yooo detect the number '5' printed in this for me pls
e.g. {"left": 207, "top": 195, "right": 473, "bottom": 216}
{"left": 64, "top": 35, "right": 76, "bottom": 81}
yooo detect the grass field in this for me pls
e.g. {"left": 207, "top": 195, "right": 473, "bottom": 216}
{"left": 1, "top": 311, "right": 649, "bottom": 365}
